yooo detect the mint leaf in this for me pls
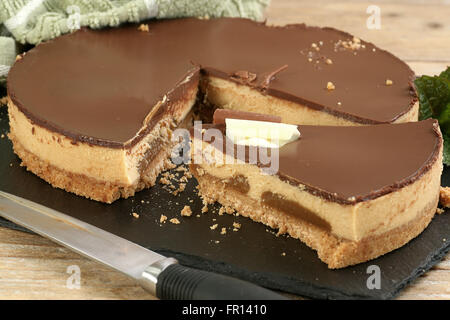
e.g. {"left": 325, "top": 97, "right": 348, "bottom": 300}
{"left": 440, "top": 67, "right": 450, "bottom": 81}
{"left": 414, "top": 66, "right": 450, "bottom": 165}
{"left": 444, "top": 133, "right": 450, "bottom": 166}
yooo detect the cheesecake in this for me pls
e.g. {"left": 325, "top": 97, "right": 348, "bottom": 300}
{"left": 190, "top": 115, "right": 443, "bottom": 268}
{"left": 6, "top": 18, "right": 418, "bottom": 202}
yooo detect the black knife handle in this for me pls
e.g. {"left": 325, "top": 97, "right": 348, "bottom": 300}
{"left": 156, "top": 264, "right": 288, "bottom": 300}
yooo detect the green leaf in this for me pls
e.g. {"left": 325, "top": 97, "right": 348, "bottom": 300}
{"left": 415, "top": 67, "right": 450, "bottom": 165}
{"left": 443, "top": 133, "right": 450, "bottom": 166}
{"left": 438, "top": 102, "right": 450, "bottom": 136}
{"left": 440, "top": 67, "right": 450, "bottom": 81}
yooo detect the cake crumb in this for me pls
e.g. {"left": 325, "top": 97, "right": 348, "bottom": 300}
{"left": 210, "top": 223, "right": 218, "bottom": 230}
{"left": 439, "top": 187, "right": 450, "bottom": 208}
{"left": 218, "top": 207, "right": 226, "bottom": 216}
{"left": 221, "top": 227, "right": 227, "bottom": 235}
{"left": 165, "top": 160, "right": 177, "bottom": 170}
{"left": 132, "top": 212, "right": 139, "bottom": 219}
{"left": 0, "top": 96, "right": 7, "bottom": 106}
{"left": 281, "top": 252, "right": 286, "bottom": 256}
{"left": 337, "top": 102, "right": 342, "bottom": 106}
{"left": 176, "top": 166, "right": 187, "bottom": 172}
{"left": 436, "top": 207, "right": 445, "bottom": 214}
{"left": 160, "top": 215, "right": 167, "bottom": 223}
{"left": 214, "top": 240, "right": 220, "bottom": 244}
{"left": 201, "top": 201, "right": 209, "bottom": 213}
{"left": 233, "top": 222, "right": 241, "bottom": 230}
{"left": 326, "top": 82, "right": 335, "bottom": 91}
{"left": 0, "top": 134, "right": 5, "bottom": 139}
{"left": 170, "top": 218, "right": 180, "bottom": 224}
{"left": 385, "top": 79, "right": 393, "bottom": 86}
{"left": 180, "top": 205, "right": 192, "bottom": 217}
{"left": 159, "top": 177, "right": 170, "bottom": 185}
{"left": 325, "top": 58, "right": 333, "bottom": 65}
{"left": 335, "top": 37, "right": 363, "bottom": 51}
{"left": 138, "top": 24, "right": 149, "bottom": 32}
{"left": 225, "top": 207, "right": 235, "bottom": 214}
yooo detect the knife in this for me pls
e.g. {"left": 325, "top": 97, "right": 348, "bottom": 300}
{"left": 0, "top": 191, "right": 286, "bottom": 300}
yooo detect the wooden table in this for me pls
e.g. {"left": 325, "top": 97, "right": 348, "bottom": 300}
{"left": 1, "top": 0, "right": 449, "bottom": 300}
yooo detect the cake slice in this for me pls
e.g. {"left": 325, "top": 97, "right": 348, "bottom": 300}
{"left": 7, "top": 70, "right": 199, "bottom": 203}
{"left": 189, "top": 115, "right": 443, "bottom": 268}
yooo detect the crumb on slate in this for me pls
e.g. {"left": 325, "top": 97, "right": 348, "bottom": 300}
{"left": 181, "top": 205, "right": 192, "bottom": 217}
{"left": 0, "top": 96, "right": 8, "bottom": 106}
{"left": 160, "top": 177, "right": 170, "bottom": 185}
{"left": 439, "top": 187, "right": 450, "bottom": 209}
{"left": 210, "top": 223, "right": 218, "bottom": 230}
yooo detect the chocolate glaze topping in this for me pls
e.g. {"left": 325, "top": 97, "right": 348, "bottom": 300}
{"left": 194, "top": 119, "right": 442, "bottom": 204}
{"left": 8, "top": 18, "right": 416, "bottom": 148}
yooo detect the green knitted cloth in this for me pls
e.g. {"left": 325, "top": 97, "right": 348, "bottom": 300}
{"left": 0, "top": 0, "right": 269, "bottom": 84}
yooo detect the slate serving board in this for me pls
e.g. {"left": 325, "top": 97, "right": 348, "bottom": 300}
{"left": 0, "top": 105, "right": 449, "bottom": 300}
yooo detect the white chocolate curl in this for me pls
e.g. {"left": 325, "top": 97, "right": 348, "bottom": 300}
{"left": 225, "top": 118, "right": 300, "bottom": 148}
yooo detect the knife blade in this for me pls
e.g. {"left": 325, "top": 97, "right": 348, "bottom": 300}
{"left": 0, "top": 190, "right": 286, "bottom": 300}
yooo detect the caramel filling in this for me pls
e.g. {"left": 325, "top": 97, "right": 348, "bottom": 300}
{"left": 224, "top": 174, "right": 250, "bottom": 194}
{"left": 261, "top": 191, "right": 332, "bottom": 232}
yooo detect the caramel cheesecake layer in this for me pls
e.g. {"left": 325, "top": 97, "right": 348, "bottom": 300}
{"left": 190, "top": 120, "right": 443, "bottom": 267}
{"left": 7, "top": 18, "right": 417, "bottom": 151}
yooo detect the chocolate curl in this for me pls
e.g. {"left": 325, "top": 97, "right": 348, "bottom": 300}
{"left": 230, "top": 70, "right": 257, "bottom": 85}
{"left": 260, "top": 64, "right": 289, "bottom": 91}
{"left": 213, "top": 109, "right": 282, "bottom": 125}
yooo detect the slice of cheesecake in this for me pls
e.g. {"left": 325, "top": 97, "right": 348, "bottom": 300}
{"left": 189, "top": 117, "right": 443, "bottom": 268}
{"left": 7, "top": 18, "right": 418, "bottom": 203}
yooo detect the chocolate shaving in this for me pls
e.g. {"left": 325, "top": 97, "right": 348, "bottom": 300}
{"left": 259, "top": 64, "right": 289, "bottom": 91}
{"left": 230, "top": 70, "right": 257, "bottom": 85}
